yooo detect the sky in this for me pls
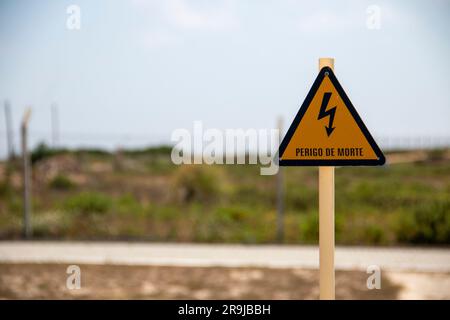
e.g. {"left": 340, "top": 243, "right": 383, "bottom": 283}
{"left": 0, "top": 0, "right": 449, "bottom": 157}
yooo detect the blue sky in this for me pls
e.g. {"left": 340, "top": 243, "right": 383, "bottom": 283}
{"left": 0, "top": 0, "right": 449, "bottom": 156}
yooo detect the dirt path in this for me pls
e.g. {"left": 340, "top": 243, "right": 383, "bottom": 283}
{"left": 0, "top": 263, "right": 405, "bottom": 300}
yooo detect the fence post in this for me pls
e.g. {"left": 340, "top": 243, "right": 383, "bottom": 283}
{"left": 4, "top": 100, "right": 15, "bottom": 160}
{"left": 21, "top": 108, "right": 32, "bottom": 239}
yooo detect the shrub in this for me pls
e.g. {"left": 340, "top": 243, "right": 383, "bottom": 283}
{"left": 116, "top": 193, "right": 143, "bottom": 215}
{"left": 0, "top": 180, "right": 12, "bottom": 197}
{"left": 362, "top": 224, "right": 387, "bottom": 244}
{"left": 427, "top": 149, "right": 446, "bottom": 162}
{"left": 395, "top": 199, "right": 450, "bottom": 244}
{"left": 172, "top": 165, "right": 221, "bottom": 203}
{"left": 215, "top": 206, "right": 250, "bottom": 222}
{"left": 49, "top": 174, "right": 76, "bottom": 190}
{"left": 64, "top": 192, "right": 112, "bottom": 215}
{"left": 124, "top": 145, "right": 172, "bottom": 156}
{"left": 299, "top": 212, "right": 319, "bottom": 243}
{"left": 286, "top": 185, "right": 317, "bottom": 211}
{"left": 31, "top": 143, "right": 67, "bottom": 164}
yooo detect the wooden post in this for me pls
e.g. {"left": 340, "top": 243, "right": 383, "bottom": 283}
{"left": 276, "top": 116, "right": 284, "bottom": 243}
{"left": 21, "top": 108, "right": 32, "bottom": 239}
{"left": 319, "top": 58, "right": 335, "bottom": 300}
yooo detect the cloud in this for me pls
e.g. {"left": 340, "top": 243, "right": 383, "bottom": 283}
{"left": 165, "top": 0, "right": 239, "bottom": 31}
{"left": 141, "top": 29, "right": 182, "bottom": 48}
{"left": 297, "top": 10, "right": 361, "bottom": 33}
{"left": 132, "top": 0, "right": 239, "bottom": 31}
{"left": 132, "top": 0, "right": 239, "bottom": 48}
{"left": 295, "top": 3, "right": 417, "bottom": 34}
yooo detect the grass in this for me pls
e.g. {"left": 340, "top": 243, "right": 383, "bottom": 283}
{"left": 0, "top": 145, "right": 449, "bottom": 244}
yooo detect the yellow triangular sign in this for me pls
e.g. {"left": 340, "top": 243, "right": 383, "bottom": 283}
{"left": 279, "top": 67, "right": 385, "bottom": 166}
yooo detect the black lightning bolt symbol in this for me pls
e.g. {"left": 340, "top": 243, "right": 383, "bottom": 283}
{"left": 317, "top": 92, "right": 337, "bottom": 137}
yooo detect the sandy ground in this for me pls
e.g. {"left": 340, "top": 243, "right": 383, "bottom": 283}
{"left": 0, "top": 263, "right": 448, "bottom": 300}
{"left": 388, "top": 272, "right": 450, "bottom": 299}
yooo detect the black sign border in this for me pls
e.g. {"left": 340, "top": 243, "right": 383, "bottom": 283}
{"left": 279, "top": 66, "right": 385, "bottom": 166}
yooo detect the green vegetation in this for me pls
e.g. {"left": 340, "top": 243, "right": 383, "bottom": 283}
{"left": 172, "top": 165, "right": 222, "bottom": 203}
{"left": 31, "top": 143, "right": 66, "bottom": 164}
{"left": 49, "top": 174, "right": 76, "bottom": 190}
{"left": 0, "top": 146, "right": 449, "bottom": 245}
{"left": 64, "top": 192, "right": 112, "bottom": 215}
{"left": 394, "top": 199, "right": 450, "bottom": 244}
{"left": 31, "top": 142, "right": 113, "bottom": 164}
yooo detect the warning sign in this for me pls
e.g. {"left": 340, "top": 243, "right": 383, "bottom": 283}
{"left": 279, "top": 67, "right": 385, "bottom": 166}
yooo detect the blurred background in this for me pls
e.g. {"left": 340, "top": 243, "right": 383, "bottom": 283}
{"left": 0, "top": 0, "right": 449, "bottom": 300}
